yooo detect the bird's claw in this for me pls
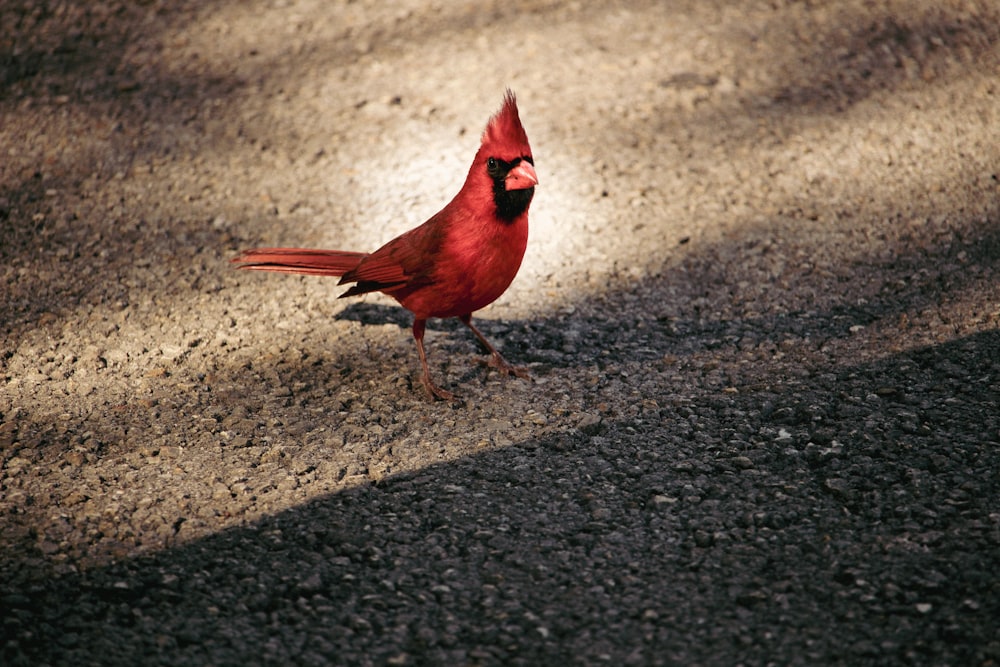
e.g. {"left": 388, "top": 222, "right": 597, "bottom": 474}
{"left": 482, "top": 352, "right": 530, "bottom": 381}
{"left": 419, "top": 352, "right": 528, "bottom": 401}
{"left": 421, "top": 375, "right": 456, "bottom": 401}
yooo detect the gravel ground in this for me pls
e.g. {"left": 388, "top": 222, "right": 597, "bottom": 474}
{"left": 2, "top": 1, "right": 1000, "bottom": 665}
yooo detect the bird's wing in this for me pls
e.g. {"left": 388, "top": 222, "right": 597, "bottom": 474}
{"left": 338, "top": 218, "right": 446, "bottom": 296}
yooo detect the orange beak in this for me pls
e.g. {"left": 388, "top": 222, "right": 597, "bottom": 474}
{"left": 505, "top": 161, "right": 538, "bottom": 191}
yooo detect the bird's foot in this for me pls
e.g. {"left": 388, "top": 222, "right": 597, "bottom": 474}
{"left": 421, "top": 374, "right": 456, "bottom": 401}
{"left": 482, "top": 352, "right": 530, "bottom": 381}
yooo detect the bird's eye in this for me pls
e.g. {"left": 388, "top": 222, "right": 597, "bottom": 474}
{"left": 487, "top": 157, "right": 498, "bottom": 172}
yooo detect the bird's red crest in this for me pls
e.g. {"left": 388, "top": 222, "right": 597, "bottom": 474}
{"left": 481, "top": 89, "right": 530, "bottom": 156}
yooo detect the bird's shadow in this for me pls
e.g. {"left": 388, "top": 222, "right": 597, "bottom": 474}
{"left": 334, "top": 302, "right": 491, "bottom": 335}
{"left": 332, "top": 302, "right": 535, "bottom": 391}
{"left": 334, "top": 302, "right": 414, "bottom": 329}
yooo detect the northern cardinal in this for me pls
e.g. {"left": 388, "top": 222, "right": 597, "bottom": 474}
{"left": 233, "top": 90, "right": 538, "bottom": 400}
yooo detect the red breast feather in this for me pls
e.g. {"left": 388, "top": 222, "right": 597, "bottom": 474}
{"left": 392, "top": 92, "right": 534, "bottom": 319}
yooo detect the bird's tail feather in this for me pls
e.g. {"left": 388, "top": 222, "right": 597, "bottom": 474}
{"left": 232, "top": 248, "right": 367, "bottom": 277}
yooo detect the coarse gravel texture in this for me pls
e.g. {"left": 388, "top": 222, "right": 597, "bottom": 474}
{"left": 2, "top": 0, "right": 1000, "bottom": 665}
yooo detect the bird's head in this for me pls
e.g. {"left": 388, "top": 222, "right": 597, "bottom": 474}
{"left": 474, "top": 90, "right": 538, "bottom": 223}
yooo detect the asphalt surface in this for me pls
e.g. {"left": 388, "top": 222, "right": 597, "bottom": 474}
{"left": 2, "top": 1, "right": 999, "bottom": 665}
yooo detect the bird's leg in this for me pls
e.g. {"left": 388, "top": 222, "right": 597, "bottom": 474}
{"left": 458, "top": 313, "right": 530, "bottom": 381}
{"left": 412, "top": 318, "right": 455, "bottom": 401}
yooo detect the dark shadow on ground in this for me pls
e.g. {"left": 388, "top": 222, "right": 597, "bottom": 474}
{"left": 3, "top": 330, "right": 998, "bottom": 665}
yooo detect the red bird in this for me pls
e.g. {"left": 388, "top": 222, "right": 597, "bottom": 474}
{"left": 233, "top": 91, "right": 538, "bottom": 400}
